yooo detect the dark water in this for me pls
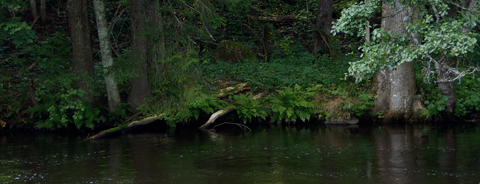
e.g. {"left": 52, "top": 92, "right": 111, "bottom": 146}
{"left": 1, "top": 123, "right": 480, "bottom": 183}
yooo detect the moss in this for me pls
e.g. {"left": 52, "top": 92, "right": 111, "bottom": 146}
{"left": 98, "top": 123, "right": 129, "bottom": 134}
{"left": 214, "top": 40, "right": 257, "bottom": 64}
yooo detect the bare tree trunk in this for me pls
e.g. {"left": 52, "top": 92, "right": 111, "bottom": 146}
{"left": 30, "top": 0, "right": 39, "bottom": 19}
{"left": 93, "top": 0, "right": 121, "bottom": 112}
{"left": 68, "top": 0, "right": 94, "bottom": 103}
{"left": 373, "top": 1, "right": 417, "bottom": 119}
{"left": 128, "top": 0, "right": 151, "bottom": 111}
{"left": 313, "top": 0, "right": 332, "bottom": 54}
{"left": 40, "top": 0, "right": 46, "bottom": 22}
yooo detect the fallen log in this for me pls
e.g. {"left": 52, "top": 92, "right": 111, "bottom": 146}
{"left": 199, "top": 108, "right": 234, "bottom": 129}
{"left": 216, "top": 83, "right": 250, "bottom": 98}
{"left": 86, "top": 114, "right": 163, "bottom": 140}
{"left": 199, "top": 92, "right": 266, "bottom": 129}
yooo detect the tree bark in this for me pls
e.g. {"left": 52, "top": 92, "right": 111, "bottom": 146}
{"left": 437, "top": 57, "right": 456, "bottom": 115}
{"left": 145, "top": 0, "right": 164, "bottom": 76}
{"left": 68, "top": 0, "right": 94, "bottom": 103}
{"left": 40, "top": 0, "right": 46, "bottom": 22}
{"left": 93, "top": 0, "right": 121, "bottom": 112}
{"left": 373, "top": 1, "right": 417, "bottom": 119}
{"left": 128, "top": 0, "right": 151, "bottom": 111}
{"left": 30, "top": 0, "right": 39, "bottom": 19}
{"left": 313, "top": 0, "right": 333, "bottom": 54}
{"left": 263, "top": 23, "right": 269, "bottom": 61}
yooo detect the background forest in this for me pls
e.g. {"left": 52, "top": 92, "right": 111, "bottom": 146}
{"left": 1, "top": 0, "right": 480, "bottom": 132}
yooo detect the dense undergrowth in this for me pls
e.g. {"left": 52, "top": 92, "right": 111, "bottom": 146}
{"left": 2, "top": 32, "right": 480, "bottom": 131}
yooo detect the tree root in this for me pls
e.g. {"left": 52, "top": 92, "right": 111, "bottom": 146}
{"left": 212, "top": 122, "right": 252, "bottom": 131}
{"left": 86, "top": 114, "right": 163, "bottom": 140}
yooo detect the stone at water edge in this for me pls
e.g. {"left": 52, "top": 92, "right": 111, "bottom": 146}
{"left": 325, "top": 117, "right": 359, "bottom": 125}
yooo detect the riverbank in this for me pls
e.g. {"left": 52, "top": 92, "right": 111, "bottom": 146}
{"left": 2, "top": 55, "right": 480, "bottom": 134}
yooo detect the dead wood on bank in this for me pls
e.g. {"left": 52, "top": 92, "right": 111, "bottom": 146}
{"left": 87, "top": 83, "right": 253, "bottom": 140}
{"left": 86, "top": 114, "right": 163, "bottom": 140}
{"left": 199, "top": 91, "right": 266, "bottom": 130}
{"left": 216, "top": 83, "right": 250, "bottom": 98}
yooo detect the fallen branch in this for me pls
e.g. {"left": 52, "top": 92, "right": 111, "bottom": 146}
{"left": 199, "top": 91, "right": 266, "bottom": 129}
{"left": 86, "top": 114, "right": 163, "bottom": 140}
{"left": 199, "top": 108, "right": 234, "bottom": 129}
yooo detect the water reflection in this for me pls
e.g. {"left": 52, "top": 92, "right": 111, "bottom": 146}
{"left": 1, "top": 123, "right": 480, "bottom": 183}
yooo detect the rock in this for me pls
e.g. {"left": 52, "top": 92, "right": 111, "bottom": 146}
{"left": 214, "top": 40, "right": 256, "bottom": 64}
{"left": 411, "top": 94, "right": 426, "bottom": 116}
{"left": 325, "top": 116, "right": 359, "bottom": 125}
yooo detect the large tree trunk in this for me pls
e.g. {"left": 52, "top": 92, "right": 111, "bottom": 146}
{"left": 373, "top": 1, "right": 417, "bottom": 120}
{"left": 128, "top": 0, "right": 151, "bottom": 111}
{"left": 313, "top": 0, "right": 332, "bottom": 54}
{"left": 388, "top": 62, "right": 416, "bottom": 118}
{"left": 145, "top": 0, "right": 164, "bottom": 76}
{"left": 93, "top": 0, "right": 121, "bottom": 112}
{"left": 68, "top": 0, "right": 94, "bottom": 103}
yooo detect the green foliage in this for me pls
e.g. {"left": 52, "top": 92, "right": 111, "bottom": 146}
{"left": 0, "top": 1, "right": 37, "bottom": 45}
{"left": 0, "top": 20, "right": 36, "bottom": 45}
{"left": 331, "top": 0, "right": 380, "bottom": 37}
{"left": 143, "top": 85, "right": 226, "bottom": 126}
{"left": 231, "top": 94, "right": 268, "bottom": 123}
{"left": 455, "top": 76, "right": 480, "bottom": 117}
{"left": 423, "top": 94, "right": 449, "bottom": 117}
{"left": 187, "top": 89, "right": 227, "bottom": 121}
{"left": 30, "top": 73, "right": 101, "bottom": 129}
{"left": 342, "top": 92, "right": 375, "bottom": 116}
{"left": 0, "top": 31, "right": 72, "bottom": 125}
{"left": 198, "top": 54, "right": 351, "bottom": 90}
{"left": 276, "top": 36, "right": 294, "bottom": 58}
{"left": 418, "top": 73, "right": 480, "bottom": 118}
{"left": 333, "top": 0, "right": 479, "bottom": 83}
{"left": 269, "top": 84, "right": 317, "bottom": 123}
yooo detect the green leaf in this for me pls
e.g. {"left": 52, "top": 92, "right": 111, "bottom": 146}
{"left": 286, "top": 109, "right": 294, "bottom": 119}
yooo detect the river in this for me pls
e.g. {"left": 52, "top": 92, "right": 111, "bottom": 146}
{"left": 1, "top": 122, "right": 480, "bottom": 183}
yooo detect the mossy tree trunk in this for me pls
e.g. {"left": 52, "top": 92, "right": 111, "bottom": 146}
{"left": 93, "top": 0, "right": 121, "bottom": 112}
